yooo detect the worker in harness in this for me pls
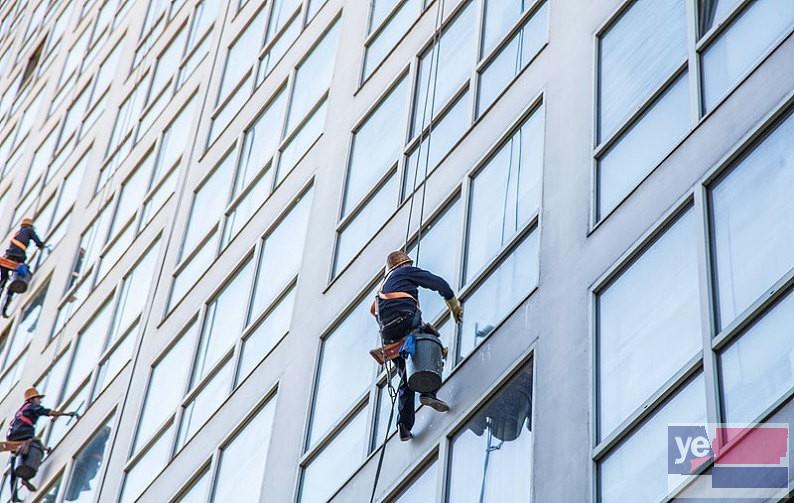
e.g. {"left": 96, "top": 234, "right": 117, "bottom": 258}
{"left": 5, "top": 387, "right": 77, "bottom": 499}
{"left": 371, "top": 251, "right": 463, "bottom": 441}
{"left": 0, "top": 218, "right": 46, "bottom": 318}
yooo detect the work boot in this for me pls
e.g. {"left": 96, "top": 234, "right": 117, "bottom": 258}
{"left": 398, "top": 423, "right": 412, "bottom": 442}
{"left": 420, "top": 394, "right": 449, "bottom": 413}
{"left": 19, "top": 478, "right": 37, "bottom": 492}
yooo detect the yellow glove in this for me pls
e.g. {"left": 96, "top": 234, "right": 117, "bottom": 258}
{"left": 446, "top": 297, "right": 463, "bottom": 323}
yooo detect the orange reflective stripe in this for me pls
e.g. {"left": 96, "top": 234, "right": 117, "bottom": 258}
{"left": 10, "top": 238, "right": 26, "bottom": 251}
{"left": 372, "top": 291, "right": 420, "bottom": 317}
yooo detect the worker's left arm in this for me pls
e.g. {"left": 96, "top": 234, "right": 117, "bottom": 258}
{"left": 30, "top": 229, "right": 45, "bottom": 249}
{"left": 412, "top": 269, "right": 455, "bottom": 299}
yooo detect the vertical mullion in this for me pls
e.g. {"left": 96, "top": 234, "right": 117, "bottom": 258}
{"left": 437, "top": 436, "right": 450, "bottom": 502}
{"left": 694, "top": 185, "right": 721, "bottom": 426}
{"left": 685, "top": 0, "right": 702, "bottom": 124}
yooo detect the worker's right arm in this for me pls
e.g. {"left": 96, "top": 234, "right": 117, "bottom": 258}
{"left": 411, "top": 268, "right": 455, "bottom": 299}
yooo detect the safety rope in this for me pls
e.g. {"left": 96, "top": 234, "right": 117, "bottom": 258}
{"left": 371, "top": 0, "right": 446, "bottom": 501}
{"left": 402, "top": 0, "right": 445, "bottom": 265}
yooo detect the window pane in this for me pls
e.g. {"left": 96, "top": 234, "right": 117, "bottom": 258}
{"left": 286, "top": 21, "right": 340, "bottom": 132}
{"left": 236, "top": 88, "right": 287, "bottom": 198}
{"left": 159, "top": 96, "right": 197, "bottom": 175}
{"left": 171, "top": 231, "right": 218, "bottom": 310}
{"left": 711, "top": 112, "right": 794, "bottom": 328}
{"left": 11, "top": 284, "right": 48, "bottom": 359}
{"left": 412, "top": 2, "right": 476, "bottom": 136}
{"left": 266, "top": 0, "right": 301, "bottom": 40}
{"left": 598, "top": 72, "right": 689, "bottom": 218}
{"left": 391, "top": 461, "right": 437, "bottom": 503}
{"left": 211, "top": 397, "right": 277, "bottom": 502}
{"left": 477, "top": 2, "right": 548, "bottom": 116}
{"left": 370, "top": 0, "right": 399, "bottom": 32}
{"left": 218, "top": 9, "right": 266, "bottom": 102}
{"left": 598, "top": 210, "right": 701, "bottom": 439}
{"left": 407, "top": 199, "right": 461, "bottom": 322}
{"left": 64, "top": 417, "right": 113, "bottom": 503}
{"left": 64, "top": 300, "right": 114, "bottom": 398}
{"left": 120, "top": 426, "right": 173, "bottom": 503}
{"left": 344, "top": 76, "right": 409, "bottom": 216}
{"left": 222, "top": 169, "right": 271, "bottom": 249}
{"left": 300, "top": 407, "right": 367, "bottom": 503}
{"left": 92, "top": 325, "right": 135, "bottom": 399}
{"left": 310, "top": 293, "right": 376, "bottom": 445}
{"left": 698, "top": 0, "right": 742, "bottom": 35}
{"left": 182, "top": 151, "right": 235, "bottom": 259}
{"left": 403, "top": 90, "right": 470, "bottom": 200}
{"left": 277, "top": 99, "right": 327, "bottom": 183}
{"left": 701, "top": 0, "right": 794, "bottom": 113}
{"left": 364, "top": 0, "right": 422, "bottom": 79}
{"left": 598, "top": 0, "right": 687, "bottom": 141}
{"left": 600, "top": 376, "right": 706, "bottom": 503}
{"left": 238, "top": 287, "right": 295, "bottom": 382}
{"left": 134, "top": 323, "right": 196, "bottom": 452}
{"left": 174, "top": 468, "right": 211, "bottom": 503}
{"left": 481, "top": 0, "right": 531, "bottom": 57}
{"left": 177, "top": 360, "right": 233, "bottom": 449}
{"left": 465, "top": 109, "right": 543, "bottom": 281}
{"left": 447, "top": 365, "right": 532, "bottom": 503}
{"left": 193, "top": 259, "right": 254, "bottom": 385}
{"left": 251, "top": 188, "right": 312, "bottom": 316}
{"left": 721, "top": 290, "right": 794, "bottom": 423}
{"left": 335, "top": 173, "right": 398, "bottom": 274}
{"left": 459, "top": 230, "right": 539, "bottom": 361}
{"left": 257, "top": 11, "right": 301, "bottom": 81}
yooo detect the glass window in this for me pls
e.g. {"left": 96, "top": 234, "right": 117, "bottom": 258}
{"left": 447, "top": 365, "right": 533, "bottom": 503}
{"left": 344, "top": 76, "right": 409, "bottom": 216}
{"left": 276, "top": 99, "right": 327, "bottom": 182}
{"left": 236, "top": 88, "right": 287, "bottom": 199}
{"left": 149, "top": 25, "right": 187, "bottom": 103}
{"left": 363, "top": 0, "right": 422, "bottom": 80}
{"left": 177, "top": 359, "right": 233, "bottom": 450}
{"left": 370, "top": 0, "right": 400, "bottom": 32}
{"left": 286, "top": 21, "right": 340, "bottom": 132}
{"left": 335, "top": 173, "right": 398, "bottom": 274}
{"left": 257, "top": 10, "right": 301, "bottom": 82}
{"left": 238, "top": 287, "right": 295, "bottom": 382}
{"left": 598, "top": 210, "right": 701, "bottom": 439}
{"left": 218, "top": 8, "right": 266, "bottom": 102}
{"left": 599, "top": 376, "right": 706, "bottom": 503}
{"left": 701, "top": 0, "right": 794, "bottom": 113}
{"left": 597, "top": 72, "right": 689, "bottom": 218}
{"left": 477, "top": 2, "right": 548, "bottom": 115}
{"left": 459, "top": 230, "right": 539, "bottom": 361}
{"left": 403, "top": 90, "right": 470, "bottom": 199}
{"left": 120, "top": 425, "right": 172, "bottom": 503}
{"left": 63, "top": 417, "right": 114, "bottom": 503}
{"left": 310, "top": 293, "right": 377, "bottom": 445}
{"left": 390, "top": 460, "right": 437, "bottom": 502}
{"left": 181, "top": 150, "right": 235, "bottom": 260}
{"left": 134, "top": 323, "right": 197, "bottom": 452}
{"left": 465, "top": 108, "right": 543, "bottom": 281}
{"left": 721, "top": 289, "right": 794, "bottom": 423}
{"left": 300, "top": 406, "right": 367, "bottom": 503}
{"left": 10, "top": 283, "right": 48, "bottom": 359}
{"left": 222, "top": 172, "right": 270, "bottom": 249}
{"left": 170, "top": 231, "right": 217, "bottom": 310}
{"left": 64, "top": 299, "right": 114, "bottom": 398}
{"left": 159, "top": 95, "right": 197, "bottom": 177}
{"left": 193, "top": 259, "right": 254, "bottom": 385}
{"left": 251, "top": 189, "right": 312, "bottom": 316}
{"left": 710, "top": 112, "right": 794, "bottom": 329}
{"left": 412, "top": 2, "right": 476, "bottom": 135}
{"left": 698, "top": 0, "right": 742, "bottom": 35}
{"left": 598, "top": 0, "right": 687, "bottom": 141}
{"left": 174, "top": 468, "right": 211, "bottom": 503}
{"left": 210, "top": 397, "right": 277, "bottom": 502}
{"left": 407, "top": 199, "right": 462, "bottom": 322}
{"left": 481, "top": 0, "right": 531, "bottom": 56}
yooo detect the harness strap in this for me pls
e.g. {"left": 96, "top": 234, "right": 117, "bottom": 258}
{"left": 370, "top": 291, "right": 420, "bottom": 316}
{"left": 10, "top": 238, "right": 26, "bottom": 252}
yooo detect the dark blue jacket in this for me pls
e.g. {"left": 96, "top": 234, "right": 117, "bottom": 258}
{"left": 7, "top": 402, "right": 50, "bottom": 441}
{"left": 5, "top": 226, "right": 44, "bottom": 259}
{"left": 377, "top": 266, "right": 454, "bottom": 319}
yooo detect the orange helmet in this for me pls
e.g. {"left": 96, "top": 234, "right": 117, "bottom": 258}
{"left": 385, "top": 250, "right": 413, "bottom": 276}
{"left": 24, "top": 387, "right": 44, "bottom": 401}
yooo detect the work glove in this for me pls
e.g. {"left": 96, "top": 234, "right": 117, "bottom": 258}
{"left": 446, "top": 297, "right": 463, "bottom": 323}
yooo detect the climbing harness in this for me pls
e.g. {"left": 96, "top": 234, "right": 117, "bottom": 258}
{"left": 370, "top": 0, "right": 446, "bottom": 500}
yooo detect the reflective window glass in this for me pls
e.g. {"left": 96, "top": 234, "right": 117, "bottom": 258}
{"left": 63, "top": 417, "right": 114, "bottom": 503}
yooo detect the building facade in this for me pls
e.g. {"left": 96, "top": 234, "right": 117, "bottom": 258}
{"left": 0, "top": 0, "right": 790, "bottom": 501}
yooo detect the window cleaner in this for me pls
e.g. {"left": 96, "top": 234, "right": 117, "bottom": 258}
{"left": 0, "top": 218, "right": 47, "bottom": 318}
{"left": 4, "top": 387, "right": 78, "bottom": 501}
{"left": 370, "top": 250, "right": 463, "bottom": 441}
